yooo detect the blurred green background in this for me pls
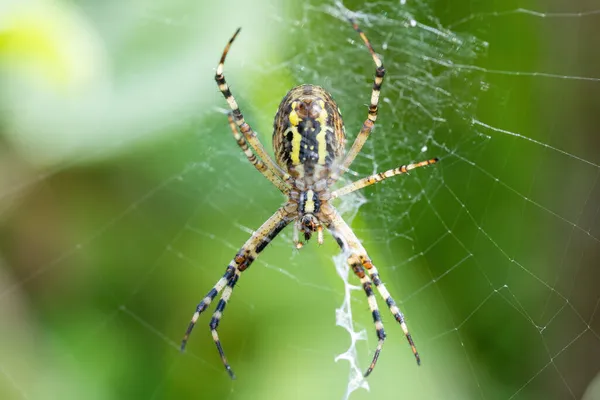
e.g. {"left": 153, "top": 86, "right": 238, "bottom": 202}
{"left": 1, "top": 0, "right": 599, "bottom": 399}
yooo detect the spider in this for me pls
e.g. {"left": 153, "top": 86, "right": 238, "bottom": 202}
{"left": 181, "top": 18, "right": 438, "bottom": 379}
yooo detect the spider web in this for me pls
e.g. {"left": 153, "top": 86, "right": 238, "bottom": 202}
{"left": 1, "top": 0, "right": 600, "bottom": 399}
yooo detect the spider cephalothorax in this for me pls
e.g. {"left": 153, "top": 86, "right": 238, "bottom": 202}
{"left": 181, "top": 18, "right": 438, "bottom": 380}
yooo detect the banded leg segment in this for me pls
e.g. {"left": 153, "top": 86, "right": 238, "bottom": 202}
{"left": 209, "top": 270, "right": 240, "bottom": 379}
{"left": 181, "top": 266, "right": 235, "bottom": 348}
{"left": 227, "top": 114, "right": 289, "bottom": 194}
{"left": 216, "top": 29, "right": 291, "bottom": 184}
{"left": 362, "top": 259, "right": 420, "bottom": 365}
{"left": 331, "top": 158, "right": 439, "bottom": 199}
{"left": 326, "top": 210, "right": 421, "bottom": 371}
{"left": 331, "top": 19, "right": 385, "bottom": 183}
{"left": 181, "top": 207, "right": 292, "bottom": 377}
{"left": 351, "top": 255, "right": 387, "bottom": 377}
{"left": 330, "top": 227, "right": 387, "bottom": 377}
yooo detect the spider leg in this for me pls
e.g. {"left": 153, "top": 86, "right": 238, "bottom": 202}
{"left": 348, "top": 254, "right": 386, "bottom": 377}
{"left": 330, "top": 18, "right": 385, "bottom": 184}
{"left": 362, "top": 258, "right": 421, "bottom": 365}
{"left": 208, "top": 270, "right": 240, "bottom": 379}
{"left": 181, "top": 267, "right": 234, "bottom": 349}
{"left": 181, "top": 207, "right": 292, "bottom": 377}
{"left": 331, "top": 158, "right": 439, "bottom": 199}
{"left": 326, "top": 209, "right": 421, "bottom": 375}
{"left": 227, "top": 114, "right": 290, "bottom": 194}
{"left": 216, "top": 29, "right": 292, "bottom": 185}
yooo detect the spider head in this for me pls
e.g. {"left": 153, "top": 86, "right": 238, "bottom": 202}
{"left": 300, "top": 213, "right": 319, "bottom": 241}
{"left": 293, "top": 189, "right": 325, "bottom": 248}
{"left": 295, "top": 213, "right": 324, "bottom": 249}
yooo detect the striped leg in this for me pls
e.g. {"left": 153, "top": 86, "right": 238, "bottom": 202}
{"left": 181, "top": 266, "right": 235, "bottom": 350}
{"left": 331, "top": 19, "right": 385, "bottom": 183}
{"left": 349, "top": 253, "right": 386, "bottom": 377}
{"left": 216, "top": 29, "right": 291, "bottom": 184}
{"left": 330, "top": 224, "right": 386, "bottom": 377}
{"left": 326, "top": 210, "right": 421, "bottom": 373}
{"left": 227, "top": 114, "right": 289, "bottom": 194}
{"left": 331, "top": 158, "right": 439, "bottom": 199}
{"left": 181, "top": 207, "right": 292, "bottom": 377}
{"left": 208, "top": 270, "right": 240, "bottom": 379}
{"left": 362, "top": 259, "right": 420, "bottom": 365}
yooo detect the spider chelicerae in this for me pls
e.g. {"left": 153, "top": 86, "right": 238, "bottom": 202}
{"left": 181, "top": 18, "right": 438, "bottom": 379}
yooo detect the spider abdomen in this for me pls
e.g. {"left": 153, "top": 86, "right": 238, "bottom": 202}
{"left": 273, "top": 85, "right": 346, "bottom": 182}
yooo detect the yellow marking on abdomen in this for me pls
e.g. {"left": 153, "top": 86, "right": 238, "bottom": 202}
{"left": 290, "top": 127, "right": 302, "bottom": 165}
{"left": 316, "top": 100, "right": 328, "bottom": 164}
{"left": 289, "top": 101, "right": 300, "bottom": 126}
{"left": 288, "top": 101, "right": 303, "bottom": 166}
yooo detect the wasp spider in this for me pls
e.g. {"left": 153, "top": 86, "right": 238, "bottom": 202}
{"left": 181, "top": 19, "right": 438, "bottom": 379}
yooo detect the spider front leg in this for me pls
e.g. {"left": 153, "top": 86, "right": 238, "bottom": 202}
{"left": 348, "top": 254, "right": 386, "bottom": 377}
{"left": 181, "top": 207, "right": 292, "bottom": 378}
{"left": 330, "top": 226, "right": 386, "bottom": 377}
{"left": 208, "top": 269, "right": 240, "bottom": 378}
{"left": 362, "top": 258, "right": 421, "bottom": 366}
{"left": 327, "top": 210, "right": 420, "bottom": 376}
